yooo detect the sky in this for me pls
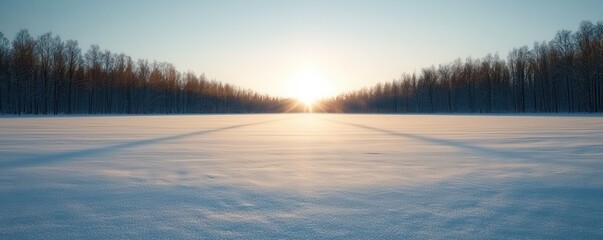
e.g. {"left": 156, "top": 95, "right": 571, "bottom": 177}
{"left": 1, "top": 0, "right": 602, "bottom": 99}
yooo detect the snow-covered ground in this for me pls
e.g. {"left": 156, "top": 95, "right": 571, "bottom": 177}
{"left": 1, "top": 114, "right": 602, "bottom": 239}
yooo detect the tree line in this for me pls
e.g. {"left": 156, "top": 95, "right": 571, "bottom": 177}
{"left": 0, "top": 30, "right": 306, "bottom": 115}
{"left": 317, "top": 21, "right": 603, "bottom": 113}
{"left": 1, "top": 21, "right": 602, "bottom": 115}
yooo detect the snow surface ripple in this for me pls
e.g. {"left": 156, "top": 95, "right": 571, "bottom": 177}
{"left": 1, "top": 114, "right": 602, "bottom": 239}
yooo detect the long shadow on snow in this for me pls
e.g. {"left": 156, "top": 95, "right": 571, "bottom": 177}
{"left": 0, "top": 118, "right": 285, "bottom": 170}
{"left": 326, "top": 119, "right": 541, "bottom": 161}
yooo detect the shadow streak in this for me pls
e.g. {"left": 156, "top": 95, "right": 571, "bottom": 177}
{"left": 1, "top": 118, "right": 285, "bottom": 169}
{"left": 326, "top": 119, "right": 539, "bottom": 161}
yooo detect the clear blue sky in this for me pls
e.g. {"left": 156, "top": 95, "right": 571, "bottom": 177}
{"left": 1, "top": 0, "right": 601, "bottom": 98}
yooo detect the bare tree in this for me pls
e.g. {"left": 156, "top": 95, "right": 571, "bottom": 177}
{"left": 0, "top": 32, "right": 10, "bottom": 113}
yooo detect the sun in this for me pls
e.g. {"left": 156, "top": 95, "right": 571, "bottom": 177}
{"left": 288, "top": 67, "right": 333, "bottom": 107}
{"left": 298, "top": 94, "right": 316, "bottom": 106}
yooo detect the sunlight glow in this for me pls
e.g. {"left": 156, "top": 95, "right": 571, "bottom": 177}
{"left": 288, "top": 67, "right": 333, "bottom": 107}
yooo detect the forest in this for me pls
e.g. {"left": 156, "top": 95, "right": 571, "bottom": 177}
{"left": 318, "top": 21, "right": 603, "bottom": 113}
{"left": 0, "top": 21, "right": 602, "bottom": 114}
{"left": 0, "top": 30, "right": 304, "bottom": 114}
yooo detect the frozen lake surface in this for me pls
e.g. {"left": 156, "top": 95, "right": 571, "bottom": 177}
{"left": 1, "top": 114, "right": 602, "bottom": 239}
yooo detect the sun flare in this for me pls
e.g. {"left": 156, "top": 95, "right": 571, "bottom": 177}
{"left": 288, "top": 68, "right": 333, "bottom": 107}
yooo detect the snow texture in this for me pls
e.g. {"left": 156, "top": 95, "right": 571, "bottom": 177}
{"left": 1, "top": 114, "right": 602, "bottom": 239}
